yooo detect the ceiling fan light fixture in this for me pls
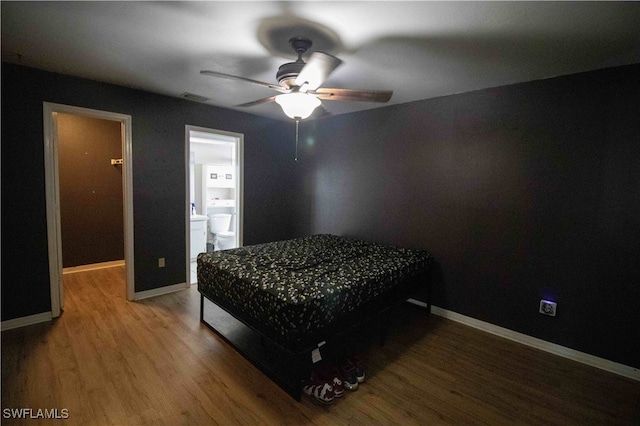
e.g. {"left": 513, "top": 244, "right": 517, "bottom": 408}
{"left": 275, "top": 92, "right": 321, "bottom": 120}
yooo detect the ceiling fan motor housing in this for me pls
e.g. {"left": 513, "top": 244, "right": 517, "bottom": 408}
{"left": 276, "top": 37, "right": 312, "bottom": 88}
{"left": 276, "top": 62, "right": 304, "bottom": 88}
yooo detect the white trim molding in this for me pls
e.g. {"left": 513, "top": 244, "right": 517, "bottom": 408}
{"left": 133, "top": 282, "right": 188, "bottom": 301}
{"left": 63, "top": 260, "right": 125, "bottom": 274}
{"left": 43, "top": 102, "right": 135, "bottom": 317}
{"left": 1, "top": 312, "right": 53, "bottom": 331}
{"left": 3, "top": 282, "right": 186, "bottom": 331}
{"left": 421, "top": 303, "right": 639, "bottom": 381}
{"left": 184, "top": 125, "right": 244, "bottom": 290}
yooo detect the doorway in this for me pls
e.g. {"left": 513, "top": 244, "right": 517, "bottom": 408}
{"left": 44, "top": 102, "right": 134, "bottom": 316}
{"left": 185, "top": 125, "right": 243, "bottom": 284}
{"left": 57, "top": 113, "right": 123, "bottom": 268}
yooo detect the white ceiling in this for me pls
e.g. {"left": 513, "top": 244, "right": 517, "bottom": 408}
{"left": 2, "top": 1, "right": 640, "bottom": 121}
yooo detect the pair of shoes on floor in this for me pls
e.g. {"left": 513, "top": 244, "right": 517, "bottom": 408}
{"left": 303, "top": 380, "right": 336, "bottom": 405}
{"left": 340, "top": 356, "right": 366, "bottom": 391}
{"left": 304, "top": 365, "right": 344, "bottom": 404}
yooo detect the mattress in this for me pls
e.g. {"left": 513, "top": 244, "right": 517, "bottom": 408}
{"left": 197, "top": 234, "right": 432, "bottom": 351}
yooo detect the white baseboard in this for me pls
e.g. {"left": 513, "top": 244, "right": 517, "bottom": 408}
{"left": 413, "top": 302, "right": 639, "bottom": 381}
{"left": 2, "top": 282, "right": 187, "bottom": 331}
{"left": 63, "top": 260, "right": 125, "bottom": 274}
{"left": 133, "top": 282, "right": 189, "bottom": 301}
{"left": 1, "top": 311, "right": 53, "bottom": 331}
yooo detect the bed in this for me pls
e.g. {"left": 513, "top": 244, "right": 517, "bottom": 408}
{"left": 197, "top": 234, "right": 432, "bottom": 400}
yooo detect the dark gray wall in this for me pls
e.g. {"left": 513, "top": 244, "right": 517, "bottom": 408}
{"left": 3, "top": 61, "right": 639, "bottom": 369}
{"left": 58, "top": 113, "right": 124, "bottom": 267}
{"left": 296, "top": 65, "right": 640, "bottom": 368}
{"left": 1, "top": 62, "right": 299, "bottom": 320}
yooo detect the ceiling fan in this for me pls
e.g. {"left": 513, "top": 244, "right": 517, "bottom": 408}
{"left": 200, "top": 37, "right": 393, "bottom": 121}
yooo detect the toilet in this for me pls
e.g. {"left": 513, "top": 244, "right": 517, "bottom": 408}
{"left": 208, "top": 214, "right": 235, "bottom": 250}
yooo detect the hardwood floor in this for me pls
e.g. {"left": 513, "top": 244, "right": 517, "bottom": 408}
{"left": 2, "top": 266, "right": 639, "bottom": 425}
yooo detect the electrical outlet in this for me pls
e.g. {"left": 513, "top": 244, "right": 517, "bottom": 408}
{"left": 158, "top": 257, "right": 165, "bottom": 268}
{"left": 539, "top": 300, "right": 557, "bottom": 316}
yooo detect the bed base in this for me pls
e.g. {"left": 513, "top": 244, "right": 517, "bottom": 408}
{"left": 199, "top": 294, "right": 310, "bottom": 401}
{"left": 199, "top": 279, "right": 431, "bottom": 402}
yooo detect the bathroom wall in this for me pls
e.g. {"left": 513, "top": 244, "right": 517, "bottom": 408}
{"left": 191, "top": 141, "right": 233, "bottom": 165}
{"left": 57, "top": 113, "right": 124, "bottom": 267}
{"left": 191, "top": 140, "right": 235, "bottom": 216}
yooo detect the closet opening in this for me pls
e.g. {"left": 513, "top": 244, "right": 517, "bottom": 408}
{"left": 44, "top": 102, "right": 134, "bottom": 316}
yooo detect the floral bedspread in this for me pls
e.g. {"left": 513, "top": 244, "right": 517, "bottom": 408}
{"left": 197, "top": 234, "right": 431, "bottom": 348}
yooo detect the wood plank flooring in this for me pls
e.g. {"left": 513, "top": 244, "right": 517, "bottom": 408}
{"left": 2, "top": 266, "right": 639, "bottom": 425}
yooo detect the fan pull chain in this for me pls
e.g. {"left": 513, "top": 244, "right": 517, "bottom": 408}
{"left": 295, "top": 118, "right": 300, "bottom": 162}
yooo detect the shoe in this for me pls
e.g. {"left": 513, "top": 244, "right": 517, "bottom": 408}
{"left": 310, "top": 365, "right": 344, "bottom": 398}
{"left": 303, "top": 381, "right": 335, "bottom": 405}
{"left": 340, "top": 362, "right": 359, "bottom": 391}
{"left": 350, "top": 356, "right": 366, "bottom": 384}
{"left": 325, "top": 366, "right": 345, "bottom": 398}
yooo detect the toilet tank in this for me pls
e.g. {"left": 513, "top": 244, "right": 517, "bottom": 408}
{"left": 208, "top": 214, "right": 231, "bottom": 233}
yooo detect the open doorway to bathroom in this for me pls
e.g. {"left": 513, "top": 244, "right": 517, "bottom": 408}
{"left": 185, "top": 125, "right": 243, "bottom": 285}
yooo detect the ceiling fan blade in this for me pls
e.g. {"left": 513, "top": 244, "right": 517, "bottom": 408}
{"left": 312, "top": 88, "right": 393, "bottom": 103}
{"left": 295, "top": 52, "right": 342, "bottom": 92}
{"left": 200, "top": 70, "right": 288, "bottom": 93}
{"left": 235, "top": 96, "right": 277, "bottom": 108}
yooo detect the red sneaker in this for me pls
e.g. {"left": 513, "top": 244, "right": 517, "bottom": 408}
{"left": 303, "top": 381, "right": 335, "bottom": 405}
{"left": 310, "top": 365, "right": 344, "bottom": 398}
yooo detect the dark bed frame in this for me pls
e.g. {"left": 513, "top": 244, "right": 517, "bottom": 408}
{"left": 199, "top": 271, "right": 432, "bottom": 401}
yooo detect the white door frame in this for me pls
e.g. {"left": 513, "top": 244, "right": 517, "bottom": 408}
{"left": 185, "top": 125, "right": 244, "bottom": 284}
{"left": 43, "top": 102, "right": 135, "bottom": 316}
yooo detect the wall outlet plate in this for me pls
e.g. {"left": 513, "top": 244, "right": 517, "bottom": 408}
{"left": 539, "top": 300, "right": 557, "bottom": 316}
